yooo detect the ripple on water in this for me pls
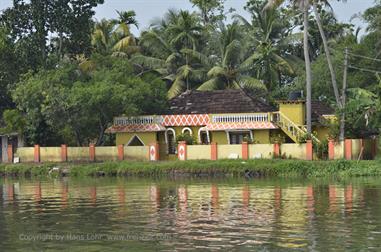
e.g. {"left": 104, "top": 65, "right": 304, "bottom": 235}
{"left": 1, "top": 178, "right": 381, "bottom": 251}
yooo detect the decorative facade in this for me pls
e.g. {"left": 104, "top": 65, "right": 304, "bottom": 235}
{"left": 106, "top": 89, "right": 335, "bottom": 156}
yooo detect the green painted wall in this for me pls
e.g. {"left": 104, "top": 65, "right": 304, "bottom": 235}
{"left": 253, "top": 130, "right": 270, "bottom": 144}
{"left": 171, "top": 126, "right": 203, "bottom": 142}
{"left": 279, "top": 102, "right": 305, "bottom": 126}
{"left": 116, "top": 132, "right": 157, "bottom": 146}
{"left": 210, "top": 131, "right": 228, "bottom": 144}
{"left": 313, "top": 126, "right": 330, "bottom": 141}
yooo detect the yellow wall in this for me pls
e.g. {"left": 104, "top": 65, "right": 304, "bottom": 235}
{"left": 124, "top": 146, "right": 149, "bottom": 160}
{"left": 351, "top": 139, "right": 361, "bottom": 160}
{"left": 211, "top": 131, "right": 228, "bottom": 144}
{"left": 187, "top": 145, "right": 211, "bottom": 160}
{"left": 254, "top": 130, "right": 270, "bottom": 144}
{"left": 95, "top": 146, "right": 118, "bottom": 161}
{"left": 15, "top": 147, "right": 35, "bottom": 162}
{"left": 249, "top": 144, "right": 274, "bottom": 159}
{"left": 40, "top": 147, "right": 62, "bottom": 162}
{"left": 116, "top": 132, "right": 157, "bottom": 146}
{"left": 217, "top": 144, "right": 242, "bottom": 159}
{"left": 281, "top": 143, "right": 307, "bottom": 160}
{"left": 67, "top": 147, "right": 90, "bottom": 162}
{"left": 334, "top": 141, "right": 344, "bottom": 159}
{"left": 279, "top": 102, "right": 305, "bottom": 125}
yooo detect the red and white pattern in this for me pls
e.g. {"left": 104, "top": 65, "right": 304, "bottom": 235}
{"left": 162, "top": 114, "right": 209, "bottom": 127}
{"left": 178, "top": 144, "right": 186, "bottom": 161}
{"left": 206, "top": 122, "right": 278, "bottom": 131}
{"left": 106, "top": 123, "right": 166, "bottom": 133}
{"left": 149, "top": 145, "right": 157, "bottom": 161}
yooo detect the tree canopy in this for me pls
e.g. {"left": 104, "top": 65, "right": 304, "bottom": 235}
{"left": 1, "top": 0, "right": 381, "bottom": 145}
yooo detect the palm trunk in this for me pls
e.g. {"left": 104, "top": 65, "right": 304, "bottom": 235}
{"left": 304, "top": 0, "right": 312, "bottom": 136}
{"left": 340, "top": 47, "right": 349, "bottom": 141}
{"left": 313, "top": 2, "right": 342, "bottom": 108}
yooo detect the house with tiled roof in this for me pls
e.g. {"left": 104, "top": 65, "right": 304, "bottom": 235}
{"left": 106, "top": 89, "right": 336, "bottom": 157}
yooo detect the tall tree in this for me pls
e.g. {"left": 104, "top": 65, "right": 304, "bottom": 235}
{"left": 266, "top": 0, "right": 313, "bottom": 135}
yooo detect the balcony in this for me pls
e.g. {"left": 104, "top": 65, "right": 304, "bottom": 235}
{"left": 211, "top": 113, "right": 272, "bottom": 123}
{"left": 114, "top": 116, "right": 163, "bottom": 125}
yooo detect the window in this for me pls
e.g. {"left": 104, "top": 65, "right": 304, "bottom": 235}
{"left": 229, "top": 132, "right": 251, "bottom": 144}
{"left": 127, "top": 135, "right": 144, "bottom": 146}
{"left": 166, "top": 128, "right": 176, "bottom": 154}
{"left": 200, "top": 132, "right": 209, "bottom": 144}
{"left": 182, "top": 127, "right": 193, "bottom": 136}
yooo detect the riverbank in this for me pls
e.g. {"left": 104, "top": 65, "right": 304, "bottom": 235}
{"left": 1, "top": 159, "right": 381, "bottom": 178}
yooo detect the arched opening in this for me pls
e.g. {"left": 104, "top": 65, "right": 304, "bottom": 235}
{"left": 127, "top": 135, "right": 144, "bottom": 146}
{"left": 182, "top": 127, "right": 193, "bottom": 136}
{"left": 198, "top": 127, "right": 210, "bottom": 144}
{"left": 165, "top": 128, "right": 176, "bottom": 154}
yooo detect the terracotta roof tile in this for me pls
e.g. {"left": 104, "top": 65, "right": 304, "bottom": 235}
{"left": 167, "top": 89, "right": 276, "bottom": 114}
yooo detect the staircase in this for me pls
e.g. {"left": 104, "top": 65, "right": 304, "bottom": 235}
{"left": 272, "top": 112, "right": 320, "bottom": 144}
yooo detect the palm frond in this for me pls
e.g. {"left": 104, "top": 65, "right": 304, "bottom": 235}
{"left": 168, "top": 77, "right": 186, "bottom": 98}
{"left": 131, "top": 55, "right": 166, "bottom": 69}
{"left": 197, "top": 78, "right": 220, "bottom": 91}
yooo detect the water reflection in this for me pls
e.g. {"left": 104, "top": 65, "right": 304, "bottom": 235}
{"left": 0, "top": 178, "right": 381, "bottom": 251}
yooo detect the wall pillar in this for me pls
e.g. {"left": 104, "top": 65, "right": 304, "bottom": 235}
{"left": 242, "top": 142, "right": 249, "bottom": 160}
{"left": 371, "top": 138, "right": 378, "bottom": 159}
{"left": 178, "top": 141, "right": 187, "bottom": 161}
{"left": 328, "top": 139, "right": 335, "bottom": 160}
{"left": 149, "top": 142, "right": 159, "bottom": 161}
{"left": 345, "top": 139, "right": 352, "bottom": 160}
{"left": 211, "top": 142, "right": 218, "bottom": 160}
{"left": 306, "top": 140, "right": 313, "bottom": 161}
{"left": 61, "top": 144, "right": 67, "bottom": 162}
{"left": 89, "top": 144, "right": 95, "bottom": 162}
{"left": 7, "top": 144, "right": 13, "bottom": 163}
{"left": 273, "top": 142, "right": 280, "bottom": 158}
{"left": 1, "top": 136, "right": 8, "bottom": 162}
{"left": 118, "top": 145, "right": 124, "bottom": 161}
{"left": 34, "top": 144, "right": 40, "bottom": 163}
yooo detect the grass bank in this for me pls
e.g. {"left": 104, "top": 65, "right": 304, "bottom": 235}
{"left": 1, "top": 159, "right": 381, "bottom": 178}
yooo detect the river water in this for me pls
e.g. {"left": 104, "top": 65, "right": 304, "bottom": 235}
{"left": 0, "top": 177, "right": 380, "bottom": 251}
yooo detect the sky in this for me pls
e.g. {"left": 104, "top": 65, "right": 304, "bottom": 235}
{"left": 0, "top": 0, "right": 376, "bottom": 35}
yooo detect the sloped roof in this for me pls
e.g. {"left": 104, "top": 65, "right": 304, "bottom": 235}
{"left": 311, "top": 101, "right": 335, "bottom": 117}
{"left": 167, "top": 89, "right": 276, "bottom": 115}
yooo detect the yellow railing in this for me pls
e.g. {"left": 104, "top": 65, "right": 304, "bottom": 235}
{"left": 272, "top": 112, "right": 320, "bottom": 144}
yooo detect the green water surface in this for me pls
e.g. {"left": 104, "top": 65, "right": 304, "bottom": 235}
{"left": 0, "top": 176, "right": 380, "bottom": 251}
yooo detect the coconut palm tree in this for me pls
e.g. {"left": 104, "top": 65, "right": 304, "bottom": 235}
{"left": 132, "top": 10, "right": 209, "bottom": 98}
{"left": 234, "top": 2, "right": 300, "bottom": 92}
{"left": 197, "top": 22, "right": 267, "bottom": 95}
{"left": 91, "top": 11, "right": 139, "bottom": 57}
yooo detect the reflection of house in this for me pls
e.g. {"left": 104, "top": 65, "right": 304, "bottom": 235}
{"left": 107, "top": 90, "right": 335, "bottom": 155}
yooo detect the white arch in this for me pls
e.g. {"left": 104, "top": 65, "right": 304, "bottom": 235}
{"left": 198, "top": 127, "right": 210, "bottom": 144}
{"left": 165, "top": 128, "right": 176, "bottom": 144}
{"left": 182, "top": 127, "right": 193, "bottom": 135}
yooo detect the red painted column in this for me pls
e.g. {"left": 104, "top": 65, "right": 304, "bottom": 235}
{"left": 273, "top": 142, "right": 280, "bottom": 158}
{"left": 149, "top": 142, "right": 159, "bottom": 161}
{"left": 306, "top": 140, "right": 313, "bottom": 161}
{"left": 328, "top": 139, "right": 335, "bottom": 160}
{"left": 242, "top": 142, "right": 249, "bottom": 160}
{"left": 61, "top": 144, "right": 67, "bottom": 162}
{"left": 34, "top": 144, "right": 40, "bottom": 163}
{"left": 89, "top": 144, "right": 95, "bottom": 162}
{"left": 345, "top": 139, "right": 352, "bottom": 160}
{"left": 7, "top": 145, "right": 13, "bottom": 163}
{"left": 178, "top": 141, "right": 187, "bottom": 161}
{"left": 211, "top": 142, "right": 218, "bottom": 160}
{"left": 118, "top": 144, "right": 124, "bottom": 161}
